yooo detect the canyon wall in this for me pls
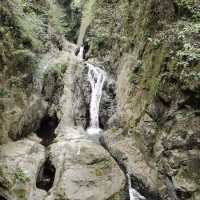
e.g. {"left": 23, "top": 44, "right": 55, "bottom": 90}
{"left": 85, "top": 0, "right": 200, "bottom": 199}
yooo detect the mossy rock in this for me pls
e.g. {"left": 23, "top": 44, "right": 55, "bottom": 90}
{"left": 93, "top": 159, "right": 113, "bottom": 176}
{"left": 13, "top": 49, "right": 38, "bottom": 73}
{"left": 14, "top": 168, "right": 30, "bottom": 184}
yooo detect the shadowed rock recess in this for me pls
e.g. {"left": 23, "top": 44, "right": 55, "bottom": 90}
{"left": 36, "top": 159, "right": 56, "bottom": 192}
{"left": 0, "top": 0, "right": 200, "bottom": 200}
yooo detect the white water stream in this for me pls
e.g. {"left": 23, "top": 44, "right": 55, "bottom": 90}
{"left": 86, "top": 63, "right": 106, "bottom": 139}
{"left": 127, "top": 174, "right": 146, "bottom": 200}
{"left": 76, "top": 46, "right": 106, "bottom": 140}
{"left": 77, "top": 46, "right": 84, "bottom": 60}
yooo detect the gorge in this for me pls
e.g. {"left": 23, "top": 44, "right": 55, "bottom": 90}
{"left": 0, "top": 0, "right": 200, "bottom": 200}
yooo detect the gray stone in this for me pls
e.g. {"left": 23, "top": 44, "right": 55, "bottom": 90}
{"left": 0, "top": 139, "right": 46, "bottom": 200}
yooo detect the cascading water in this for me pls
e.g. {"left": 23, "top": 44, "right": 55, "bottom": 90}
{"left": 76, "top": 47, "right": 146, "bottom": 200}
{"left": 127, "top": 174, "right": 146, "bottom": 200}
{"left": 77, "top": 46, "right": 84, "bottom": 60}
{"left": 86, "top": 63, "right": 106, "bottom": 141}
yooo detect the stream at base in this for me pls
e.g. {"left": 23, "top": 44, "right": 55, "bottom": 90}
{"left": 127, "top": 174, "right": 146, "bottom": 200}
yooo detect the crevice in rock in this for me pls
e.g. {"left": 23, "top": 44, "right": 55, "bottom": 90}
{"left": 179, "top": 91, "right": 200, "bottom": 109}
{"left": 100, "top": 137, "right": 161, "bottom": 200}
{"left": 0, "top": 195, "right": 7, "bottom": 200}
{"left": 36, "top": 159, "right": 56, "bottom": 192}
{"left": 85, "top": 106, "right": 91, "bottom": 129}
{"left": 99, "top": 138, "right": 130, "bottom": 199}
{"left": 164, "top": 176, "right": 180, "bottom": 200}
{"left": 35, "top": 114, "right": 58, "bottom": 192}
{"left": 176, "top": 189, "right": 192, "bottom": 200}
{"left": 36, "top": 114, "right": 59, "bottom": 146}
{"left": 130, "top": 174, "right": 160, "bottom": 200}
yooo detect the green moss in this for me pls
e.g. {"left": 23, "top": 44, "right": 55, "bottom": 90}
{"left": 175, "top": 0, "right": 200, "bottom": 21}
{"left": 95, "top": 168, "right": 103, "bottom": 176}
{"left": 93, "top": 159, "right": 113, "bottom": 177}
{"left": 176, "top": 160, "right": 200, "bottom": 189}
{"left": 140, "top": 45, "right": 169, "bottom": 101}
{"left": 14, "top": 49, "right": 37, "bottom": 73}
{"left": 0, "top": 0, "right": 43, "bottom": 76}
{"left": 0, "top": 88, "right": 9, "bottom": 97}
{"left": 51, "top": 63, "right": 67, "bottom": 74}
{"left": 15, "top": 168, "right": 30, "bottom": 184}
{"left": 111, "top": 127, "right": 118, "bottom": 134}
{"left": 58, "top": 0, "right": 82, "bottom": 42}
{"left": 149, "top": 77, "right": 161, "bottom": 97}
{"left": 48, "top": 1, "right": 65, "bottom": 34}
{"left": 15, "top": 189, "right": 26, "bottom": 199}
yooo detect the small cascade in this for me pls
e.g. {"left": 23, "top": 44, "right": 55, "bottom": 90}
{"left": 77, "top": 46, "right": 84, "bottom": 60}
{"left": 86, "top": 63, "right": 106, "bottom": 141}
{"left": 127, "top": 174, "right": 146, "bottom": 200}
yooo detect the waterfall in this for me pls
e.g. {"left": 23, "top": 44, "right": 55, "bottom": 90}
{"left": 75, "top": 42, "right": 146, "bottom": 200}
{"left": 77, "top": 46, "right": 84, "bottom": 60}
{"left": 86, "top": 63, "right": 106, "bottom": 137}
{"left": 127, "top": 174, "right": 146, "bottom": 200}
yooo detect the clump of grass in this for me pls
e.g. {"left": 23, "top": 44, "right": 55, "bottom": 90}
{"left": 0, "top": 88, "right": 9, "bottom": 97}
{"left": 15, "top": 168, "right": 30, "bottom": 184}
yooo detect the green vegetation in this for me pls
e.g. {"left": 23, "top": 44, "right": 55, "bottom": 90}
{"left": 175, "top": 0, "right": 200, "bottom": 21}
{"left": 93, "top": 159, "right": 112, "bottom": 177}
{"left": 15, "top": 168, "right": 30, "bottom": 184}
{"left": 15, "top": 188, "right": 26, "bottom": 199}
{"left": 49, "top": 63, "right": 68, "bottom": 74}
{"left": 77, "top": 0, "right": 96, "bottom": 46}
{"left": 0, "top": 88, "right": 9, "bottom": 98}
{"left": 61, "top": 0, "right": 82, "bottom": 42}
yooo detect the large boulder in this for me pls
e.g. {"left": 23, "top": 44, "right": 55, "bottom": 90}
{"left": 0, "top": 94, "right": 47, "bottom": 144}
{"left": 101, "top": 129, "right": 161, "bottom": 200}
{"left": 0, "top": 138, "right": 46, "bottom": 200}
{"left": 46, "top": 127, "right": 126, "bottom": 200}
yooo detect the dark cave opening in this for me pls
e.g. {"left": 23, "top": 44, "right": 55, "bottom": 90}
{"left": 0, "top": 196, "right": 7, "bottom": 200}
{"left": 36, "top": 159, "right": 56, "bottom": 192}
{"left": 85, "top": 106, "right": 91, "bottom": 129}
{"left": 176, "top": 189, "right": 192, "bottom": 200}
{"left": 36, "top": 114, "right": 59, "bottom": 146}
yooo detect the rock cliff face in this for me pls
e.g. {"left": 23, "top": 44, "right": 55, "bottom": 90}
{"left": 0, "top": 0, "right": 200, "bottom": 200}
{"left": 0, "top": 0, "right": 66, "bottom": 144}
{"left": 84, "top": 0, "right": 200, "bottom": 199}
